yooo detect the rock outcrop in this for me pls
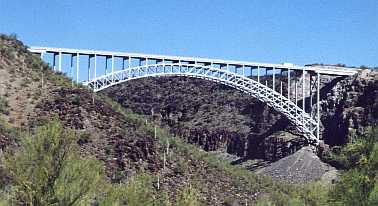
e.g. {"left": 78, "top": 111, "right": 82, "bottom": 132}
{"left": 103, "top": 70, "right": 378, "bottom": 161}
{"left": 320, "top": 69, "right": 378, "bottom": 145}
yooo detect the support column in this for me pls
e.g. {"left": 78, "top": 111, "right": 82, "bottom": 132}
{"left": 265, "top": 68, "right": 268, "bottom": 87}
{"left": 76, "top": 53, "right": 80, "bottom": 82}
{"left": 272, "top": 67, "right": 275, "bottom": 91}
{"left": 295, "top": 72, "right": 298, "bottom": 106}
{"left": 288, "top": 68, "right": 291, "bottom": 100}
{"left": 105, "top": 56, "right": 108, "bottom": 75}
{"left": 111, "top": 55, "right": 114, "bottom": 82}
{"left": 128, "top": 57, "right": 131, "bottom": 69}
{"left": 53, "top": 53, "right": 57, "bottom": 71}
{"left": 88, "top": 55, "right": 91, "bottom": 81}
{"left": 257, "top": 66, "right": 260, "bottom": 83}
{"left": 302, "top": 70, "right": 306, "bottom": 131}
{"left": 122, "top": 58, "right": 125, "bottom": 70}
{"left": 70, "top": 54, "right": 74, "bottom": 81}
{"left": 317, "top": 72, "right": 320, "bottom": 140}
{"left": 58, "top": 52, "right": 62, "bottom": 72}
{"left": 94, "top": 54, "right": 97, "bottom": 79}
{"left": 295, "top": 74, "right": 298, "bottom": 125}
{"left": 310, "top": 74, "right": 313, "bottom": 116}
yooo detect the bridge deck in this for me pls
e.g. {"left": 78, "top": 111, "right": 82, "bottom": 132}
{"left": 29, "top": 47, "right": 360, "bottom": 76}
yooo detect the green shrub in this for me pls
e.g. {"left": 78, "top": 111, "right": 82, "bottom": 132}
{"left": 123, "top": 173, "right": 155, "bottom": 206}
{"left": 1, "top": 120, "right": 106, "bottom": 205}
{"left": 328, "top": 127, "right": 378, "bottom": 206}
{"left": 176, "top": 185, "right": 202, "bottom": 206}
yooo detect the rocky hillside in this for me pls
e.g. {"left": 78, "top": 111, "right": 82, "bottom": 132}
{"left": 102, "top": 68, "right": 378, "bottom": 161}
{"left": 320, "top": 69, "right": 378, "bottom": 145}
{"left": 0, "top": 34, "right": 321, "bottom": 205}
{"left": 102, "top": 77, "right": 305, "bottom": 161}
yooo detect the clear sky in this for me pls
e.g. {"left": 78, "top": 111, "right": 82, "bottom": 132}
{"left": 1, "top": 0, "right": 377, "bottom": 67}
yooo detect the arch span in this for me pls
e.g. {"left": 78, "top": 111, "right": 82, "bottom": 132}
{"left": 84, "top": 63, "right": 318, "bottom": 143}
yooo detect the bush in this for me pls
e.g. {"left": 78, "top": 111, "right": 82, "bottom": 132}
{"left": 328, "top": 127, "right": 378, "bottom": 206}
{"left": 176, "top": 185, "right": 202, "bottom": 206}
{"left": 0, "top": 120, "right": 106, "bottom": 205}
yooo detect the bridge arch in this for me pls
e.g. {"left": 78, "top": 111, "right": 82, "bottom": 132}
{"left": 83, "top": 63, "right": 318, "bottom": 143}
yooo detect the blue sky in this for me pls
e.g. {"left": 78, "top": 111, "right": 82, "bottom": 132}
{"left": 1, "top": 0, "right": 377, "bottom": 67}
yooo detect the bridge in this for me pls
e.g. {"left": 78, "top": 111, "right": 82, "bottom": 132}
{"left": 28, "top": 47, "right": 361, "bottom": 144}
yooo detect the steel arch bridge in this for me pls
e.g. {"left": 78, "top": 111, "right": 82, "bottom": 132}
{"left": 28, "top": 47, "right": 361, "bottom": 144}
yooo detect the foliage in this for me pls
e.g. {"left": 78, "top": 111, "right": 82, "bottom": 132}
{"left": 122, "top": 173, "right": 155, "bottom": 206}
{"left": 176, "top": 185, "right": 202, "bottom": 206}
{"left": 0, "top": 120, "right": 108, "bottom": 205}
{"left": 327, "top": 127, "right": 378, "bottom": 206}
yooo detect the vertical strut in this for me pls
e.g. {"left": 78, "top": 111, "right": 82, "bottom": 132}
{"left": 53, "top": 53, "right": 56, "bottom": 71}
{"left": 288, "top": 68, "right": 291, "bottom": 100}
{"left": 111, "top": 55, "right": 114, "bottom": 82}
{"left": 257, "top": 66, "right": 260, "bottom": 83}
{"left": 317, "top": 72, "right": 320, "bottom": 141}
{"left": 88, "top": 55, "right": 91, "bottom": 81}
{"left": 58, "top": 52, "right": 62, "bottom": 72}
{"left": 295, "top": 71, "right": 298, "bottom": 106}
{"left": 122, "top": 58, "right": 125, "bottom": 70}
{"left": 94, "top": 54, "right": 97, "bottom": 79}
{"left": 310, "top": 73, "right": 313, "bottom": 117}
{"left": 76, "top": 53, "right": 80, "bottom": 82}
{"left": 272, "top": 67, "right": 275, "bottom": 91}
{"left": 105, "top": 56, "right": 108, "bottom": 75}
{"left": 302, "top": 70, "right": 306, "bottom": 132}
{"left": 70, "top": 54, "right": 74, "bottom": 81}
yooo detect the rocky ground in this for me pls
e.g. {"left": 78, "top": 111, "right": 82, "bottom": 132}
{"left": 1, "top": 34, "right": 377, "bottom": 205}
{"left": 102, "top": 76, "right": 306, "bottom": 161}
{"left": 255, "top": 146, "right": 337, "bottom": 184}
{"left": 0, "top": 34, "right": 289, "bottom": 205}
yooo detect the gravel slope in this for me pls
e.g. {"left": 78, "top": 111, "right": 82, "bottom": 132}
{"left": 255, "top": 146, "right": 337, "bottom": 184}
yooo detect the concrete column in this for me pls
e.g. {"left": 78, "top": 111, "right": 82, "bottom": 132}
{"left": 302, "top": 70, "right": 306, "bottom": 130}
{"left": 70, "top": 54, "right": 74, "bottom": 80}
{"left": 111, "top": 55, "right": 114, "bottom": 82}
{"left": 76, "top": 53, "right": 80, "bottom": 82}
{"left": 310, "top": 74, "right": 313, "bottom": 116}
{"left": 88, "top": 56, "right": 91, "bottom": 81}
{"left": 53, "top": 53, "right": 56, "bottom": 71}
{"left": 122, "top": 58, "right": 125, "bottom": 70}
{"left": 94, "top": 54, "right": 97, "bottom": 78}
{"left": 288, "top": 68, "right": 291, "bottom": 100}
{"left": 58, "top": 52, "right": 62, "bottom": 72}
{"left": 105, "top": 56, "right": 108, "bottom": 75}
{"left": 317, "top": 72, "right": 320, "bottom": 140}
{"left": 128, "top": 57, "right": 131, "bottom": 69}
{"left": 257, "top": 66, "right": 260, "bottom": 83}
{"left": 272, "top": 67, "right": 275, "bottom": 91}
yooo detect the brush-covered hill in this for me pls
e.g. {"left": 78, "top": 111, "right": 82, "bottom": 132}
{"left": 0, "top": 35, "right": 329, "bottom": 205}
{"left": 1, "top": 34, "right": 377, "bottom": 205}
